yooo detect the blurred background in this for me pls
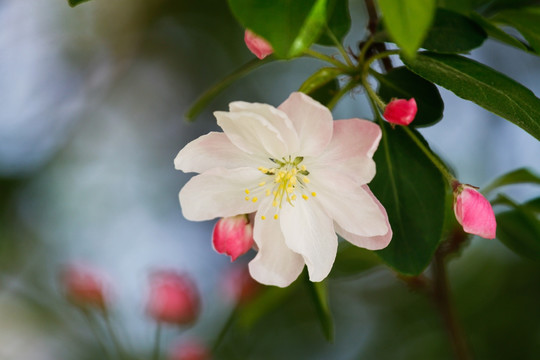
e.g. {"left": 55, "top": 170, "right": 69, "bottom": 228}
{"left": 0, "top": 0, "right": 539, "bottom": 359}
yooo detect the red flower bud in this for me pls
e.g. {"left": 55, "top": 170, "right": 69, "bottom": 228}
{"left": 212, "top": 215, "right": 254, "bottom": 261}
{"left": 454, "top": 185, "right": 497, "bottom": 239}
{"left": 147, "top": 271, "right": 200, "bottom": 325}
{"left": 61, "top": 263, "right": 108, "bottom": 310}
{"left": 169, "top": 339, "right": 211, "bottom": 360}
{"left": 244, "top": 30, "right": 273, "bottom": 60}
{"left": 383, "top": 98, "right": 417, "bottom": 126}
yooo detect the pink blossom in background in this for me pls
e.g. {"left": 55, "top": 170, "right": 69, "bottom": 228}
{"left": 383, "top": 98, "right": 417, "bottom": 126}
{"left": 212, "top": 215, "right": 254, "bottom": 261}
{"left": 221, "top": 265, "right": 261, "bottom": 305}
{"left": 61, "top": 263, "right": 108, "bottom": 310}
{"left": 244, "top": 29, "right": 273, "bottom": 59}
{"left": 147, "top": 270, "right": 200, "bottom": 325}
{"left": 454, "top": 185, "right": 497, "bottom": 239}
{"left": 169, "top": 339, "right": 211, "bottom": 360}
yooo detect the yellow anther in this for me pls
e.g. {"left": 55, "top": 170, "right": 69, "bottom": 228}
{"left": 273, "top": 191, "right": 277, "bottom": 196}
{"left": 245, "top": 189, "right": 250, "bottom": 194}
{"left": 292, "top": 168, "right": 297, "bottom": 175}
{"left": 286, "top": 186, "right": 294, "bottom": 194}
{"left": 272, "top": 200, "right": 278, "bottom": 207}
{"left": 245, "top": 196, "right": 250, "bottom": 201}
{"left": 290, "top": 177, "right": 297, "bottom": 185}
{"left": 302, "top": 194, "right": 309, "bottom": 200}
{"left": 258, "top": 166, "right": 268, "bottom": 173}
{"left": 303, "top": 176, "right": 310, "bottom": 184}
{"left": 252, "top": 197, "right": 258, "bottom": 203}
{"left": 258, "top": 181, "right": 266, "bottom": 186}
{"left": 273, "top": 214, "right": 279, "bottom": 220}
{"left": 265, "top": 189, "right": 271, "bottom": 196}
{"left": 261, "top": 215, "right": 266, "bottom": 220}
{"left": 311, "top": 192, "right": 317, "bottom": 197}
{"left": 291, "top": 194, "right": 297, "bottom": 200}
{"left": 301, "top": 165, "right": 307, "bottom": 171}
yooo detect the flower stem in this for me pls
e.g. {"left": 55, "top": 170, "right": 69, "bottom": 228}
{"left": 325, "top": 26, "right": 355, "bottom": 67}
{"left": 152, "top": 323, "right": 162, "bottom": 360}
{"left": 102, "top": 310, "right": 128, "bottom": 360}
{"left": 81, "top": 309, "right": 113, "bottom": 359}
{"left": 211, "top": 306, "right": 238, "bottom": 353}
{"left": 303, "top": 48, "right": 350, "bottom": 71}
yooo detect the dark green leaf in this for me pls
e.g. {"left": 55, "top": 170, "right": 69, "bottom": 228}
{"left": 228, "top": 0, "right": 328, "bottom": 58}
{"left": 437, "top": 0, "right": 473, "bottom": 14}
{"left": 524, "top": 197, "right": 540, "bottom": 212}
{"left": 377, "top": 0, "right": 437, "bottom": 58}
{"left": 497, "top": 202, "right": 540, "bottom": 262}
{"left": 307, "top": 78, "right": 340, "bottom": 106}
{"left": 402, "top": 52, "right": 540, "bottom": 141}
{"left": 330, "top": 241, "right": 382, "bottom": 278}
{"left": 237, "top": 285, "right": 294, "bottom": 329}
{"left": 68, "top": 0, "right": 90, "bottom": 7}
{"left": 493, "top": 7, "right": 540, "bottom": 54}
{"left": 483, "top": 168, "right": 540, "bottom": 195}
{"left": 374, "top": 66, "right": 444, "bottom": 127}
{"left": 304, "top": 276, "right": 334, "bottom": 341}
{"left": 371, "top": 123, "right": 447, "bottom": 275}
{"left": 422, "top": 9, "right": 487, "bottom": 53}
{"left": 470, "top": 13, "right": 530, "bottom": 52}
{"left": 317, "top": 0, "right": 351, "bottom": 45}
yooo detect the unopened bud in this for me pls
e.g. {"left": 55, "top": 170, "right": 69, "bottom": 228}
{"left": 212, "top": 215, "right": 254, "bottom": 261}
{"left": 383, "top": 98, "right": 417, "bottom": 126}
{"left": 169, "top": 339, "right": 211, "bottom": 360}
{"left": 61, "top": 263, "right": 108, "bottom": 310}
{"left": 454, "top": 184, "right": 497, "bottom": 239}
{"left": 244, "top": 30, "right": 273, "bottom": 60}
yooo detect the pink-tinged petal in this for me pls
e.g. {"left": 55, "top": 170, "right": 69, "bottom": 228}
{"left": 335, "top": 186, "right": 392, "bottom": 250}
{"left": 280, "top": 199, "right": 337, "bottom": 282}
{"left": 249, "top": 199, "right": 305, "bottom": 287}
{"left": 277, "top": 92, "right": 333, "bottom": 157}
{"left": 383, "top": 98, "right": 417, "bottom": 126}
{"left": 454, "top": 185, "right": 497, "bottom": 239}
{"left": 215, "top": 110, "right": 290, "bottom": 159}
{"left": 244, "top": 30, "right": 273, "bottom": 60}
{"left": 229, "top": 101, "right": 299, "bottom": 154}
{"left": 174, "top": 132, "right": 261, "bottom": 173}
{"left": 311, "top": 172, "right": 388, "bottom": 237}
{"left": 212, "top": 215, "right": 254, "bottom": 261}
{"left": 179, "top": 168, "right": 262, "bottom": 221}
{"left": 312, "top": 119, "right": 382, "bottom": 184}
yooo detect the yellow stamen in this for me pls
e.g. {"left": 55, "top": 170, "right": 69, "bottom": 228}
{"left": 272, "top": 200, "right": 278, "bottom": 207}
{"left": 245, "top": 189, "right": 250, "bottom": 194}
{"left": 286, "top": 186, "right": 294, "bottom": 194}
{"left": 261, "top": 215, "right": 266, "bottom": 220}
{"left": 302, "top": 194, "right": 309, "bottom": 200}
{"left": 311, "top": 192, "right": 317, "bottom": 197}
{"left": 265, "top": 189, "right": 271, "bottom": 196}
{"left": 258, "top": 181, "right": 266, "bottom": 186}
{"left": 301, "top": 165, "right": 307, "bottom": 171}
{"left": 291, "top": 194, "right": 297, "bottom": 200}
{"left": 303, "top": 176, "right": 310, "bottom": 184}
{"left": 273, "top": 214, "right": 279, "bottom": 220}
{"left": 245, "top": 196, "right": 250, "bottom": 201}
{"left": 252, "top": 197, "right": 258, "bottom": 202}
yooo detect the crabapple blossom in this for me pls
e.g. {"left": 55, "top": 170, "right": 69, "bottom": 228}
{"left": 61, "top": 263, "right": 109, "bottom": 310}
{"left": 175, "top": 92, "right": 392, "bottom": 287}
{"left": 212, "top": 215, "right": 254, "bottom": 261}
{"left": 454, "top": 184, "right": 497, "bottom": 239}
{"left": 383, "top": 98, "right": 417, "bottom": 125}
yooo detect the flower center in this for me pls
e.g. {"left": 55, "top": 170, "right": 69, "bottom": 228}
{"left": 243, "top": 156, "right": 316, "bottom": 220}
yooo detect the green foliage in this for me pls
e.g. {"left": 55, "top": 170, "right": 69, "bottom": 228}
{"left": 402, "top": 52, "right": 540, "bottom": 141}
{"left": 492, "top": 6, "right": 540, "bottom": 54}
{"left": 377, "top": 0, "right": 437, "bottom": 58}
{"left": 305, "top": 277, "right": 334, "bottom": 341}
{"left": 422, "top": 9, "right": 487, "bottom": 53}
{"left": 374, "top": 66, "right": 444, "bottom": 127}
{"left": 67, "top": 0, "right": 91, "bottom": 7}
{"left": 371, "top": 123, "right": 447, "bottom": 275}
{"left": 330, "top": 241, "right": 382, "bottom": 278}
{"left": 483, "top": 168, "right": 540, "bottom": 194}
{"left": 316, "top": 0, "right": 352, "bottom": 45}
{"left": 470, "top": 13, "right": 531, "bottom": 52}
{"left": 298, "top": 67, "right": 343, "bottom": 101}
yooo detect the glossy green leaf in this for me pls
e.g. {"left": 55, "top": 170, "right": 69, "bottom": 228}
{"left": 237, "top": 285, "right": 294, "bottom": 329}
{"left": 470, "top": 13, "right": 530, "bottom": 52}
{"left": 371, "top": 123, "right": 446, "bottom": 275}
{"left": 228, "top": 0, "right": 328, "bottom": 58}
{"left": 493, "top": 7, "right": 540, "bottom": 54}
{"left": 483, "top": 168, "right": 540, "bottom": 195}
{"left": 497, "top": 200, "right": 540, "bottom": 262}
{"left": 305, "top": 276, "right": 334, "bottom": 342}
{"left": 402, "top": 52, "right": 540, "bottom": 141}
{"left": 317, "top": 0, "right": 351, "bottom": 45}
{"left": 68, "top": 0, "right": 90, "bottom": 7}
{"left": 422, "top": 9, "right": 487, "bottom": 53}
{"left": 330, "top": 241, "right": 382, "bottom": 278}
{"left": 374, "top": 66, "right": 444, "bottom": 127}
{"left": 377, "top": 0, "right": 437, "bottom": 58}
{"left": 437, "top": 0, "right": 473, "bottom": 14}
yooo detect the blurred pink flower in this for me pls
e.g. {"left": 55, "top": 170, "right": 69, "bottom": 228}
{"left": 221, "top": 265, "right": 261, "bottom": 305}
{"left": 383, "top": 98, "right": 417, "bottom": 125}
{"left": 454, "top": 185, "right": 497, "bottom": 239}
{"left": 61, "top": 263, "right": 109, "bottom": 310}
{"left": 147, "top": 271, "right": 200, "bottom": 325}
{"left": 169, "top": 339, "right": 211, "bottom": 360}
{"left": 175, "top": 92, "right": 392, "bottom": 287}
{"left": 244, "top": 29, "right": 273, "bottom": 59}
{"left": 212, "top": 215, "right": 254, "bottom": 261}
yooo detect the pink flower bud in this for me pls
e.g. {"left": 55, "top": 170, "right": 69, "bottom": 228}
{"left": 383, "top": 98, "right": 417, "bottom": 126}
{"left": 61, "top": 263, "right": 108, "bottom": 310}
{"left": 147, "top": 271, "right": 200, "bottom": 325}
{"left": 244, "top": 30, "right": 273, "bottom": 60}
{"left": 212, "top": 215, "right": 254, "bottom": 261}
{"left": 221, "top": 265, "right": 261, "bottom": 305}
{"left": 169, "top": 339, "right": 211, "bottom": 360}
{"left": 454, "top": 185, "right": 497, "bottom": 239}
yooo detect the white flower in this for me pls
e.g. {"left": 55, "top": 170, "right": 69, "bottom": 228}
{"left": 175, "top": 92, "right": 392, "bottom": 287}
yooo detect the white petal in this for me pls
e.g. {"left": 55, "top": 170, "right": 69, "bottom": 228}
{"left": 277, "top": 92, "right": 333, "bottom": 157}
{"left": 229, "top": 101, "right": 299, "bottom": 154}
{"left": 249, "top": 199, "right": 305, "bottom": 287}
{"left": 335, "top": 186, "right": 392, "bottom": 250}
{"left": 174, "top": 132, "right": 262, "bottom": 173}
{"left": 279, "top": 199, "right": 337, "bottom": 282}
{"left": 310, "top": 172, "right": 388, "bottom": 237}
{"left": 179, "top": 168, "right": 262, "bottom": 221}
{"left": 215, "top": 108, "right": 294, "bottom": 159}
{"left": 313, "top": 119, "right": 382, "bottom": 184}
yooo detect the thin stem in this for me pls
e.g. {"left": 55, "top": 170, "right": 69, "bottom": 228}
{"left": 327, "top": 81, "right": 357, "bottom": 110}
{"left": 325, "top": 26, "right": 354, "bottom": 67}
{"left": 102, "top": 311, "right": 128, "bottom": 360}
{"left": 211, "top": 307, "right": 238, "bottom": 353}
{"left": 358, "top": 36, "right": 374, "bottom": 66}
{"left": 81, "top": 309, "right": 113, "bottom": 360}
{"left": 432, "top": 251, "right": 472, "bottom": 360}
{"left": 303, "top": 48, "right": 350, "bottom": 71}
{"left": 363, "top": 50, "right": 400, "bottom": 71}
{"left": 152, "top": 323, "right": 162, "bottom": 360}
{"left": 402, "top": 126, "right": 456, "bottom": 184}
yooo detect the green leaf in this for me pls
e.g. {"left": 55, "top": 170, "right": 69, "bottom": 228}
{"left": 497, "top": 200, "right": 540, "bottom": 262}
{"left": 422, "top": 9, "right": 487, "bottom": 53}
{"left": 228, "top": 0, "right": 328, "bottom": 58}
{"left": 493, "top": 7, "right": 540, "bottom": 54}
{"left": 299, "top": 67, "right": 343, "bottom": 95}
{"left": 304, "top": 276, "right": 334, "bottom": 341}
{"left": 470, "top": 12, "right": 530, "bottom": 52}
{"left": 483, "top": 168, "right": 540, "bottom": 195}
{"left": 307, "top": 78, "right": 340, "bottom": 106}
{"left": 371, "top": 123, "right": 446, "bottom": 275}
{"left": 330, "top": 241, "right": 382, "bottom": 278}
{"left": 437, "top": 0, "right": 473, "bottom": 14}
{"left": 377, "top": 0, "right": 437, "bottom": 58}
{"left": 402, "top": 52, "right": 540, "bottom": 141}
{"left": 237, "top": 285, "right": 295, "bottom": 329}
{"left": 68, "top": 0, "right": 90, "bottom": 7}
{"left": 317, "top": 0, "right": 351, "bottom": 45}
{"left": 374, "top": 66, "right": 444, "bottom": 127}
